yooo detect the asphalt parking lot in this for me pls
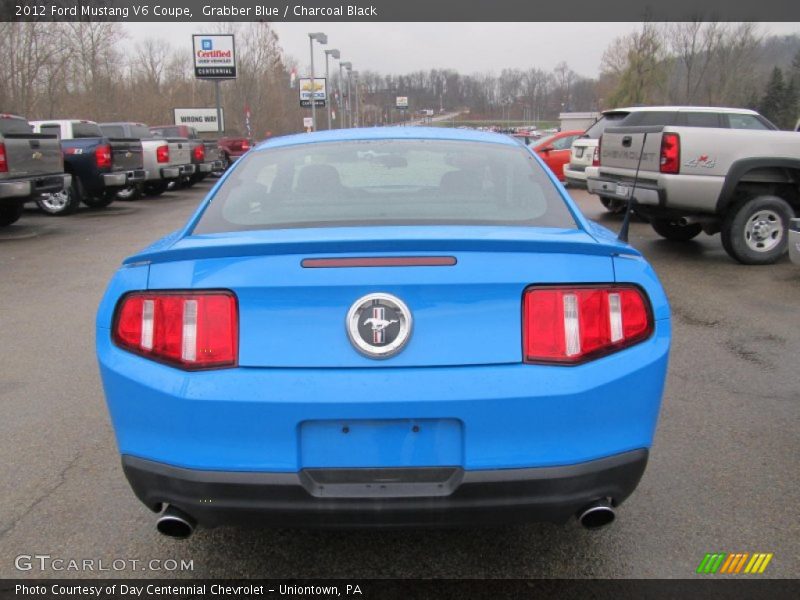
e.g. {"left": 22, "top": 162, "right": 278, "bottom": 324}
{"left": 0, "top": 184, "right": 797, "bottom": 579}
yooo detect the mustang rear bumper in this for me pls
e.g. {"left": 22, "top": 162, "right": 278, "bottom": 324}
{"left": 123, "top": 449, "right": 648, "bottom": 527}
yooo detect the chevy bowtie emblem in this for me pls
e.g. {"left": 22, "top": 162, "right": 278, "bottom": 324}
{"left": 31, "top": 151, "right": 42, "bottom": 160}
{"left": 125, "top": 151, "right": 132, "bottom": 159}
{"left": 347, "top": 293, "right": 412, "bottom": 359}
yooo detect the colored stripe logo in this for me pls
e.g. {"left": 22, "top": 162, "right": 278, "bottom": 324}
{"left": 697, "top": 553, "right": 773, "bottom": 574}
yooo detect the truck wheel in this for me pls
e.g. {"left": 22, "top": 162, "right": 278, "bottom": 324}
{"left": 37, "top": 177, "right": 82, "bottom": 216}
{"left": 212, "top": 154, "right": 230, "bottom": 177}
{"left": 721, "top": 195, "right": 792, "bottom": 265}
{"left": 600, "top": 196, "right": 626, "bottom": 214}
{"left": 651, "top": 218, "right": 703, "bottom": 241}
{"left": 0, "top": 202, "right": 24, "bottom": 226}
{"left": 143, "top": 181, "right": 168, "bottom": 196}
{"left": 115, "top": 185, "right": 143, "bottom": 201}
{"left": 82, "top": 191, "right": 115, "bottom": 208}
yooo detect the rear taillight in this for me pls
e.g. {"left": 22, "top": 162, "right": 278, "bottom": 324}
{"left": 95, "top": 144, "right": 112, "bottom": 169}
{"left": 113, "top": 291, "right": 238, "bottom": 370}
{"left": 592, "top": 141, "right": 601, "bottom": 167}
{"left": 523, "top": 285, "right": 652, "bottom": 364}
{"left": 240, "top": 140, "right": 250, "bottom": 151}
{"left": 0, "top": 143, "right": 7, "bottom": 173}
{"left": 193, "top": 144, "right": 205, "bottom": 161}
{"left": 156, "top": 145, "right": 169, "bottom": 163}
{"left": 660, "top": 133, "right": 680, "bottom": 174}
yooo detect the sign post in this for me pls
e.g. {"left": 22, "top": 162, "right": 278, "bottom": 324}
{"left": 192, "top": 34, "right": 237, "bottom": 134}
{"left": 396, "top": 96, "right": 409, "bottom": 126}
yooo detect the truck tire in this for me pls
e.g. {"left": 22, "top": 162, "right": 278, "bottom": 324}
{"left": 144, "top": 181, "right": 168, "bottom": 196}
{"left": 0, "top": 202, "right": 24, "bottom": 226}
{"left": 721, "top": 195, "right": 793, "bottom": 265}
{"left": 82, "top": 191, "right": 115, "bottom": 208}
{"left": 651, "top": 218, "right": 703, "bottom": 241}
{"left": 600, "top": 196, "right": 626, "bottom": 214}
{"left": 214, "top": 154, "right": 231, "bottom": 176}
{"left": 37, "top": 176, "right": 82, "bottom": 216}
{"left": 115, "top": 185, "right": 143, "bottom": 201}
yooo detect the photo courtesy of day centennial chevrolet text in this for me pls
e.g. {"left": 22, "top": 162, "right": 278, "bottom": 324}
{"left": 95, "top": 127, "right": 670, "bottom": 537}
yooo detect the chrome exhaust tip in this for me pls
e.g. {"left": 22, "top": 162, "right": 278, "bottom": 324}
{"left": 156, "top": 506, "right": 196, "bottom": 539}
{"left": 577, "top": 500, "right": 616, "bottom": 529}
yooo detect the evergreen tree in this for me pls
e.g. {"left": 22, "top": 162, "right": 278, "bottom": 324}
{"left": 759, "top": 67, "right": 786, "bottom": 127}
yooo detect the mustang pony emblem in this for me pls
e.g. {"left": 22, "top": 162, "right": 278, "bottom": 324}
{"left": 363, "top": 316, "right": 399, "bottom": 331}
{"left": 346, "top": 293, "right": 412, "bottom": 359}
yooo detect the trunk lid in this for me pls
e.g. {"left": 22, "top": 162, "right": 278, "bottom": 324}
{"left": 568, "top": 138, "right": 597, "bottom": 170}
{"left": 108, "top": 138, "right": 144, "bottom": 171}
{"left": 0, "top": 133, "right": 63, "bottom": 179}
{"left": 144, "top": 227, "right": 621, "bottom": 368}
{"left": 600, "top": 126, "right": 665, "bottom": 173}
{"left": 165, "top": 138, "right": 191, "bottom": 166}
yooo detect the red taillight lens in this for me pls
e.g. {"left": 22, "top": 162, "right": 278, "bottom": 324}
{"left": 660, "top": 132, "right": 680, "bottom": 174}
{"left": 0, "top": 143, "right": 7, "bottom": 173}
{"left": 156, "top": 145, "right": 169, "bottom": 163}
{"left": 240, "top": 140, "right": 250, "bottom": 151}
{"left": 113, "top": 291, "right": 238, "bottom": 370}
{"left": 523, "top": 286, "right": 652, "bottom": 364}
{"left": 592, "top": 141, "right": 601, "bottom": 167}
{"left": 95, "top": 144, "right": 112, "bottom": 169}
{"left": 193, "top": 144, "right": 205, "bottom": 161}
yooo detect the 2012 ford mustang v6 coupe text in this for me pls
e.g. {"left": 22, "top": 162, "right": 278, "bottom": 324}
{"left": 96, "top": 127, "right": 670, "bottom": 538}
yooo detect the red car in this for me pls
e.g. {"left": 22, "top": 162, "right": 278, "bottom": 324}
{"left": 530, "top": 130, "right": 583, "bottom": 182}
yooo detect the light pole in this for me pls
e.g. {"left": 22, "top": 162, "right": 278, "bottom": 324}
{"left": 341, "top": 61, "right": 352, "bottom": 128}
{"left": 339, "top": 61, "right": 350, "bottom": 128}
{"left": 324, "top": 49, "right": 340, "bottom": 130}
{"left": 307, "top": 32, "right": 327, "bottom": 131}
{"left": 352, "top": 71, "right": 360, "bottom": 128}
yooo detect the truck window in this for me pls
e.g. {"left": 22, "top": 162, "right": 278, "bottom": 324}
{"left": 682, "top": 112, "right": 722, "bottom": 128}
{"left": 72, "top": 123, "right": 103, "bottom": 138}
{"left": 0, "top": 117, "right": 33, "bottom": 134}
{"left": 619, "top": 111, "right": 678, "bottom": 127}
{"left": 100, "top": 125, "right": 125, "bottom": 138}
{"left": 40, "top": 124, "right": 61, "bottom": 139}
{"left": 726, "top": 114, "right": 773, "bottom": 130}
{"left": 582, "top": 112, "right": 629, "bottom": 139}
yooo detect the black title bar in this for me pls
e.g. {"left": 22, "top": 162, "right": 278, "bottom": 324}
{"left": 4, "top": 0, "right": 800, "bottom": 22}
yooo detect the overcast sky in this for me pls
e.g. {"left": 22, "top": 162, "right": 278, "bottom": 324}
{"left": 124, "top": 22, "right": 800, "bottom": 78}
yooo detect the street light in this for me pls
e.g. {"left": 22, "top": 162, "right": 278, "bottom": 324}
{"left": 324, "top": 49, "right": 340, "bottom": 130}
{"left": 340, "top": 61, "right": 352, "bottom": 128}
{"left": 351, "top": 70, "right": 360, "bottom": 128}
{"left": 307, "top": 32, "right": 327, "bottom": 131}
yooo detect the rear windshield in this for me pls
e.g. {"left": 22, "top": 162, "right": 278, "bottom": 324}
{"left": 151, "top": 127, "right": 185, "bottom": 138}
{"left": 0, "top": 118, "right": 33, "bottom": 135}
{"left": 583, "top": 112, "right": 629, "bottom": 139}
{"left": 618, "top": 111, "right": 678, "bottom": 127}
{"left": 72, "top": 123, "right": 103, "bottom": 138}
{"left": 101, "top": 124, "right": 151, "bottom": 139}
{"left": 192, "top": 139, "right": 577, "bottom": 233}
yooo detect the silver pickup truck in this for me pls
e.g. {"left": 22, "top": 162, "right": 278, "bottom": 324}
{"left": 587, "top": 119, "right": 799, "bottom": 264}
{"left": 0, "top": 114, "right": 70, "bottom": 226}
{"left": 99, "top": 122, "right": 195, "bottom": 199}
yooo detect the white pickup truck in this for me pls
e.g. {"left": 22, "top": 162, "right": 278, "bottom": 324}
{"left": 587, "top": 115, "right": 799, "bottom": 264}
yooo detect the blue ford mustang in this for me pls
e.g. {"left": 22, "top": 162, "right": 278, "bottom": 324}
{"left": 96, "top": 127, "right": 670, "bottom": 537}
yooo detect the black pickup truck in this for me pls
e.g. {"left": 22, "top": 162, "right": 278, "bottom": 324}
{"left": 29, "top": 119, "right": 145, "bottom": 215}
{"left": 0, "top": 114, "right": 69, "bottom": 226}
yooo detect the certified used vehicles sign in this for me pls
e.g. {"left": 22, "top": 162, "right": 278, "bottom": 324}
{"left": 192, "top": 34, "right": 236, "bottom": 79}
